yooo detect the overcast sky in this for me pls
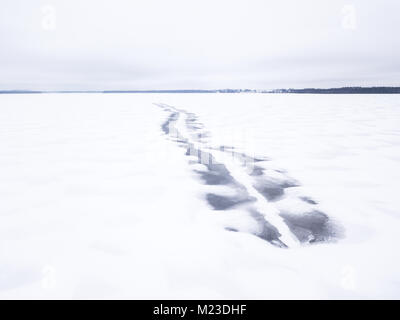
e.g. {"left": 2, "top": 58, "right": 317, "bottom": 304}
{"left": 1, "top": 0, "right": 399, "bottom": 90}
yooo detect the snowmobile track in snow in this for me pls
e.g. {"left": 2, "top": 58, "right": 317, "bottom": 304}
{"left": 156, "top": 103, "right": 344, "bottom": 248}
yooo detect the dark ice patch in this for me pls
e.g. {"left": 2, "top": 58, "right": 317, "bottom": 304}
{"left": 189, "top": 125, "right": 203, "bottom": 130}
{"left": 249, "top": 210, "right": 287, "bottom": 248}
{"left": 186, "top": 144, "right": 236, "bottom": 186}
{"left": 219, "top": 145, "right": 235, "bottom": 151}
{"left": 254, "top": 178, "right": 299, "bottom": 202}
{"left": 249, "top": 166, "right": 265, "bottom": 176}
{"left": 206, "top": 193, "right": 255, "bottom": 210}
{"left": 193, "top": 170, "right": 233, "bottom": 185}
{"left": 254, "top": 183, "right": 284, "bottom": 201}
{"left": 161, "top": 112, "right": 179, "bottom": 135}
{"left": 300, "top": 196, "right": 318, "bottom": 205}
{"left": 280, "top": 210, "right": 338, "bottom": 243}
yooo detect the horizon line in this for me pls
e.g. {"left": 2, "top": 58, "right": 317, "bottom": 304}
{"left": 1, "top": 86, "right": 400, "bottom": 94}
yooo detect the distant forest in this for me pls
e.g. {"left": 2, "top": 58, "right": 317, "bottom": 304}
{"left": 269, "top": 87, "right": 400, "bottom": 94}
{"left": 1, "top": 87, "right": 400, "bottom": 94}
{"left": 104, "top": 87, "right": 400, "bottom": 94}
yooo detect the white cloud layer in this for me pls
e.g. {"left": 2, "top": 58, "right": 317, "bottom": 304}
{"left": 1, "top": 0, "right": 399, "bottom": 90}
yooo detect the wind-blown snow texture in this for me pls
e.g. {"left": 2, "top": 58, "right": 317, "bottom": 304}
{"left": 0, "top": 93, "right": 400, "bottom": 299}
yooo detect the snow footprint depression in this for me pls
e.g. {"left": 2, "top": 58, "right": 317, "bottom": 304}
{"left": 156, "top": 103, "right": 344, "bottom": 248}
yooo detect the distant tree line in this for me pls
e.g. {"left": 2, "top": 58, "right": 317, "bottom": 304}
{"left": 269, "top": 87, "right": 400, "bottom": 94}
{"left": 2, "top": 87, "right": 400, "bottom": 94}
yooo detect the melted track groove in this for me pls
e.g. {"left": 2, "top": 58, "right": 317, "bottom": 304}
{"left": 156, "top": 103, "right": 343, "bottom": 248}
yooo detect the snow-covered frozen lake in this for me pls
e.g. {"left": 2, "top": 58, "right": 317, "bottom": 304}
{"left": 1, "top": 93, "right": 400, "bottom": 299}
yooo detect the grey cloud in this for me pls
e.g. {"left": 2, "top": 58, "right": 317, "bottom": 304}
{"left": 0, "top": 0, "right": 399, "bottom": 90}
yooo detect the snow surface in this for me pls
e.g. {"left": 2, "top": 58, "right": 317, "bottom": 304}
{"left": 0, "top": 93, "right": 400, "bottom": 299}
